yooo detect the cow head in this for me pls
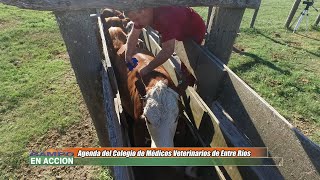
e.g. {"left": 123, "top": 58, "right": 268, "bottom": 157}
{"left": 101, "top": 8, "right": 124, "bottom": 19}
{"left": 104, "top": 17, "right": 131, "bottom": 34}
{"left": 108, "top": 26, "right": 127, "bottom": 52}
{"left": 142, "top": 80, "right": 180, "bottom": 147}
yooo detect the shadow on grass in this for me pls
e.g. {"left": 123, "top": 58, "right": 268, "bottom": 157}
{"left": 294, "top": 32, "right": 320, "bottom": 41}
{"left": 256, "top": 30, "right": 320, "bottom": 57}
{"left": 232, "top": 47, "right": 292, "bottom": 75}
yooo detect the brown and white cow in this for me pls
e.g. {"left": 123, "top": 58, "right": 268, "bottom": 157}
{"left": 107, "top": 26, "right": 180, "bottom": 147}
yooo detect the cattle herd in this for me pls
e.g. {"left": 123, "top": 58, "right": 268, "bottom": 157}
{"left": 101, "top": 8, "right": 191, "bottom": 148}
{"left": 100, "top": 8, "right": 210, "bottom": 179}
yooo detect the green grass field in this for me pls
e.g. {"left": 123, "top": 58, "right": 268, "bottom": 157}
{"left": 195, "top": 0, "right": 319, "bottom": 143}
{"left": 0, "top": 0, "right": 319, "bottom": 178}
{"left": 0, "top": 4, "right": 112, "bottom": 179}
{"left": 233, "top": 1, "right": 319, "bottom": 143}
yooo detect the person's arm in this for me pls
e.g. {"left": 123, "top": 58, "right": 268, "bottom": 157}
{"left": 125, "top": 27, "right": 142, "bottom": 65}
{"left": 139, "top": 39, "right": 175, "bottom": 76}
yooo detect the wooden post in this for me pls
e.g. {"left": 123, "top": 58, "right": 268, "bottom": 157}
{"left": 204, "top": 7, "right": 245, "bottom": 102}
{"left": 250, "top": 7, "right": 260, "bottom": 28}
{"left": 205, "top": 8, "right": 245, "bottom": 65}
{"left": 54, "top": 10, "right": 110, "bottom": 147}
{"left": 218, "top": 63, "right": 320, "bottom": 179}
{"left": 314, "top": 14, "right": 320, "bottom": 26}
{"left": 206, "top": 7, "right": 216, "bottom": 38}
{"left": 285, "top": 0, "right": 301, "bottom": 29}
{"left": 206, "top": 6, "right": 214, "bottom": 26}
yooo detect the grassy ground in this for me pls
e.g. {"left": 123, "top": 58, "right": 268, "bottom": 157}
{"left": 195, "top": 0, "right": 320, "bottom": 144}
{"left": 0, "top": 4, "right": 111, "bottom": 179}
{"left": 0, "top": 1, "right": 319, "bottom": 178}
